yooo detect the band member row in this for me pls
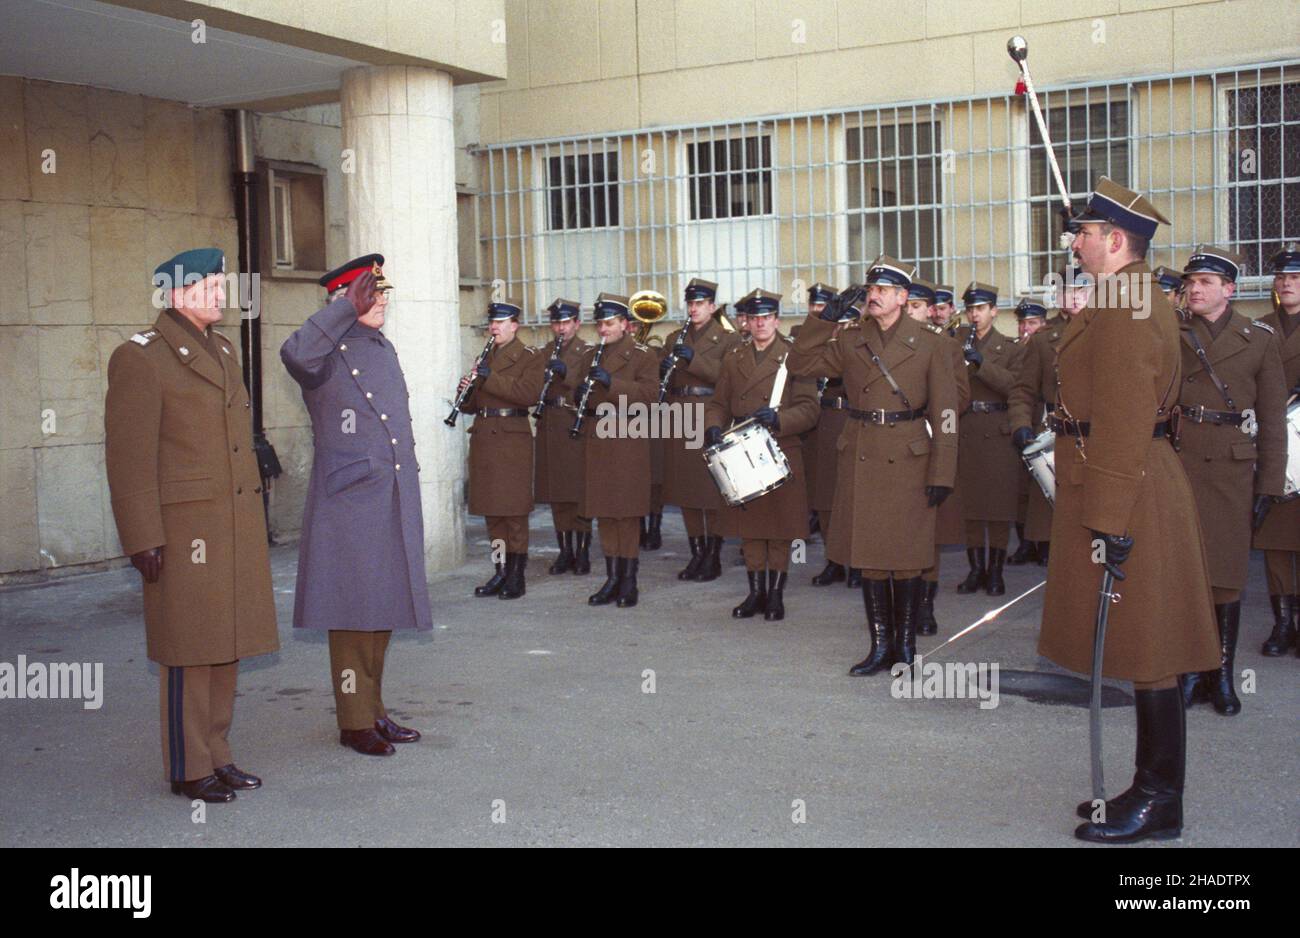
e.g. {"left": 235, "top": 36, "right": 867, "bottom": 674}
{"left": 1170, "top": 246, "right": 1288, "bottom": 715}
{"left": 905, "top": 278, "right": 970, "bottom": 638}
{"left": 1253, "top": 245, "right": 1300, "bottom": 660}
{"left": 954, "top": 281, "right": 1025, "bottom": 597}
{"left": 1008, "top": 296, "right": 1047, "bottom": 565}
{"left": 457, "top": 299, "right": 545, "bottom": 600}
{"left": 576, "top": 293, "right": 659, "bottom": 608}
{"left": 663, "top": 278, "right": 740, "bottom": 582}
{"left": 803, "top": 282, "right": 863, "bottom": 589}
{"left": 534, "top": 298, "right": 594, "bottom": 576}
{"left": 704, "top": 290, "right": 820, "bottom": 622}
{"left": 788, "top": 256, "right": 960, "bottom": 676}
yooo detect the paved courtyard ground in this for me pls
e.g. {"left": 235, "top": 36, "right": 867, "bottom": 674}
{"left": 1, "top": 511, "right": 1295, "bottom": 847}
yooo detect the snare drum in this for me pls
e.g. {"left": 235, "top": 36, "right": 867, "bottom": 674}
{"left": 702, "top": 418, "right": 791, "bottom": 507}
{"left": 1021, "top": 429, "right": 1056, "bottom": 507}
{"left": 1283, "top": 399, "right": 1300, "bottom": 500}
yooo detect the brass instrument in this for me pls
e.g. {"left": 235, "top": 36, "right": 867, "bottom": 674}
{"left": 445, "top": 335, "right": 495, "bottom": 427}
{"left": 713, "top": 302, "right": 737, "bottom": 333}
{"left": 629, "top": 289, "right": 669, "bottom": 345}
{"left": 570, "top": 338, "right": 607, "bottom": 439}
{"left": 532, "top": 338, "right": 564, "bottom": 420}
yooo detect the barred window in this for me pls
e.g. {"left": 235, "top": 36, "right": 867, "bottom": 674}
{"left": 687, "top": 135, "right": 773, "bottom": 220}
{"left": 547, "top": 151, "right": 619, "bottom": 230}
{"left": 1030, "top": 96, "right": 1130, "bottom": 284}
{"left": 845, "top": 120, "right": 943, "bottom": 283}
{"left": 1226, "top": 80, "right": 1299, "bottom": 276}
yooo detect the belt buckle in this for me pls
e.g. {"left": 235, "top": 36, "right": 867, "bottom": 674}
{"left": 1184, "top": 403, "right": 1205, "bottom": 423}
{"left": 871, "top": 408, "right": 887, "bottom": 424}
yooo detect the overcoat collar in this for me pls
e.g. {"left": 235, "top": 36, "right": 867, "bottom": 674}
{"left": 736, "top": 332, "right": 791, "bottom": 396}
{"left": 155, "top": 310, "right": 226, "bottom": 395}
{"left": 852, "top": 314, "right": 922, "bottom": 387}
{"left": 1180, "top": 305, "right": 1255, "bottom": 375}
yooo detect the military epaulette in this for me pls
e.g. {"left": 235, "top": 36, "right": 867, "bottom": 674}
{"left": 779, "top": 333, "right": 794, "bottom": 344}
{"left": 129, "top": 329, "right": 160, "bottom": 346}
{"left": 922, "top": 322, "right": 943, "bottom": 335}
{"left": 634, "top": 341, "right": 650, "bottom": 352}
{"left": 522, "top": 344, "right": 537, "bottom": 354}
{"left": 840, "top": 320, "right": 861, "bottom": 330}
{"left": 1251, "top": 320, "right": 1276, "bottom": 335}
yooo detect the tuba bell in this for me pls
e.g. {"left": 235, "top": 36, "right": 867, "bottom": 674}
{"left": 629, "top": 289, "right": 669, "bottom": 345}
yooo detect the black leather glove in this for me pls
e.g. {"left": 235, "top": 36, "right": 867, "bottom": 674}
{"left": 753, "top": 406, "right": 780, "bottom": 431}
{"left": 925, "top": 485, "right": 952, "bottom": 508}
{"left": 658, "top": 356, "right": 673, "bottom": 380}
{"left": 474, "top": 361, "right": 491, "bottom": 379}
{"left": 963, "top": 345, "right": 983, "bottom": 367}
{"left": 672, "top": 343, "right": 694, "bottom": 365}
{"left": 1091, "top": 530, "right": 1134, "bottom": 581}
{"left": 588, "top": 366, "right": 611, "bottom": 389}
{"left": 1252, "top": 494, "right": 1276, "bottom": 532}
{"left": 704, "top": 426, "right": 723, "bottom": 448}
{"left": 1012, "top": 426, "right": 1035, "bottom": 451}
{"left": 819, "top": 285, "right": 865, "bottom": 322}
{"left": 545, "top": 360, "right": 566, "bottom": 380}
{"left": 130, "top": 547, "right": 163, "bottom": 584}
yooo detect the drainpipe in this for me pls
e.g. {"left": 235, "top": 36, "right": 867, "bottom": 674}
{"left": 230, "top": 109, "right": 280, "bottom": 541}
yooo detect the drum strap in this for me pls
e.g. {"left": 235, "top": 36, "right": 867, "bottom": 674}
{"left": 862, "top": 338, "right": 914, "bottom": 411}
{"left": 1184, "top": 329, "right": 1237, "bottom": 412}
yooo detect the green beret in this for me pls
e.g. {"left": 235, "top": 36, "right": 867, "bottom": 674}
{"left": 153, "top": 248, "right": 225, "bottom": 289}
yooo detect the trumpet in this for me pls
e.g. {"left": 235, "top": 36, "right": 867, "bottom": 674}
{"left": 445, "top": 335, "right": 495, "bottom": 427}
{"left": 532, "top": 338, "right": 564, "bottom": 420}
{"left": 569, "top": 338, "right": 607, "bottom": 439}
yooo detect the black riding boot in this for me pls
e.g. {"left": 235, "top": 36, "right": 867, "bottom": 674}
{"left": 811, "top": 561, "right": 846, "bottom": 586}
{"left": 548, "top": 531, "right": 573, "bottom": 575}
{"left": 1260, "top": 594, "right": 1295, "bottom": 656}
{"left": 846, "top": 567, "right": 863, "bottom": 588}
{"left": 764, "top": 570, "right": 787, "bottom": 621}
{"left": 850, "top": 579, "right": 894, "bottom": 676}
{"left": 892, "top": 577, "right": 922, "bottom": 667}
{"left": 696, "top": 535, "right": 723, "bottom": 581}
{"left": 573, "top": 531, "right": 592, "bottom": 575}
{"left": 638, "top": 517, "right": 648, "bottom": 549}
{"left": 1036, "top": 542, "right": 1050, "bottom": 566}
{"left": 918, "top": 580, "right": 939, "bottom": 636}
{"left": 957, "top": 548, "right": 986, "bottom": 594}
{"left": 678, "top": 536, "right": 704, "bottom": 580}
{"left": 646, "top": 514, "right": 663, "bottom": 550}
{"left": 474, "top": 561, "right": 506, "bottom": 597}
{"left": 1206, "top": 601, "right": 1241, "bottom": 715}
{"left": 588, "top": 556, "right": 621, "bottom": 605}
{"left": 732, "top": 570, "right": 767, "bottom": 618}
{"left": 616, "top": 558, "right": 639, "bottom": 608}
{"left": 1180, "top": 671, "right": 1208, "bottom": 708}
{"left": 1008, "top": 524, "right": 1035, "bottom": 565}
{"left": 1075, "top": 687, "right": 1184, "bottom": 843}
{"left": 499, "top": 552, "right": 526, "bottom": 600}
{"left": 985, "top": 548, "right": 1007, "bottom": 596}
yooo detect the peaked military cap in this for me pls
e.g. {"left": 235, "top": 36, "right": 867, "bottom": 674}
{"left": 963, "top": 281, "right": 999, "bottom": 307}
{"left": 593, "top": 293, "right": 631, "bottom": 320}
{"left": 807, "top": 282, "right": 837, "bottom": 306}
{"left": 487, "top": 298, "right": 523, "bottom": 320}
{"left": 684, "top": 278, "right": 718, "bottom": 302}
{"left": 1182, "top": 245, "right": 1247, "bottom": 283}
{"left": 320, "top": 253, "right": 392, "bottom": 293}
{"left": 738, "top": 289, "right": 781, "bottom": 317}
{"left": 1014, "top": 294, "right": 1047, "bottom": 319}
{"left": 933, "top": 284, "right": 956, "bottom": 305}
{"left": 1069, "top": 176, "right": 1170, "bottom": 240}
{"left": 908, "top": 278, "right": 938, "bottom": 304}
{"left": 1268, "top": 243, "right": 1300, "bottom": 273}
{"left": 864, "top": 255, "right": 914, "bottom": 289}
{"left": 154, "top": 247, "right": 224, "bottom": 289}
{"left": 546, "top": 298, "right": 580, "bottom": 321}
{"left": 1152, "top": 266, "right": 1183, "bottom": 292}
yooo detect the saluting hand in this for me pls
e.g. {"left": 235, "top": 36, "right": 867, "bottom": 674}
{"left": 131, "top": 547, "right": 163, "bottom": 584}
{"left": 345, "top": 269, "right": 378, "bottom": 318}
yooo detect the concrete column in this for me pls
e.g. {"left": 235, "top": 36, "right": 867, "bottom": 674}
{"left": 341, "top": 65, "right": 464, "bottom": 573}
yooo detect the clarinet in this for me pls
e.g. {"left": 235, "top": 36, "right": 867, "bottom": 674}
{"left": 444, "top": 335, "right": 495, "bottom": 427}
{"left": 532, "top": 338, "right": 564, "bottom": 419}
{"left": 569, "top": 338, "right": 608, "bottom": 439}
{"left": 657, "top": 328, "right": 684, "bottom": 404}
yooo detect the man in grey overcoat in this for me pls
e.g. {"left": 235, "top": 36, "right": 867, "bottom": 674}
{"left": 280, "top": 254, "right": 433, "bottom": 756}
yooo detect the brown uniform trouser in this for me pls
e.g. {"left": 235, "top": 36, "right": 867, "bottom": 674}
{"left": 597, "top": 517, "right": 640, "bottom": 558}
{"left": 486, "top": 516, "right": 529, "bottom": 553}
{"left": 966, "top": 520, "right": 1010, "bottom": 550}
{"left": 682, "top": 507, "right": 722, "bottom": 538}
{"left": 328, "top": 630, "right": 392, "bottom": 731}
{"left": 159, "top": 661, "right": 237, "bottom": 782}
{"left": 1264, "top": 549, "right": 1300, "bottom": 595}
{"left": 550, "top": 501, "right": 591, "bottom": 533}
{"left": 742, "top": 538, "right": 792, "bottom": 573}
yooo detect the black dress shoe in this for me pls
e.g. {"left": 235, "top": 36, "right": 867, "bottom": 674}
{"left": 810, "top": 561, "right": 846, "bottom": 586}
{"left": 171, "top": 775, "right": 236, "bottom": 802}
{"left": 956, "top": 548, "right": 986, "bottom": 593}
{"left": 213, "top": 763, "right": 262, "bottom": 790}
{"left": 340, "top": 728, "right": 396, "bottom": 756}
{"left": 845, "top": 568, "right": 863, "bottom": 588}
{"left": 474, "top": 563, "right": 506, "bottom": 597}
{"left": 375, "top": 716, "right": 421, "bottom": 743}
{"left": 985, "top": 548, "right": 1006, "bottom": 596}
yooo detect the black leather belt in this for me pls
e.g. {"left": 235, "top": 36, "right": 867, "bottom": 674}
{"left": 476, "top": 408, "right": 528, "bottom": 418}
{"left": 848, "top": 406, "right": 928, "bottom": 424}
{"left": 824, "top": 378, "right": 844, "bottom": 388}
{"left": 821, "top": 397, "right": 848, "bottom": 410}
{"left": 1177, "top": 404, "right": 1245, "bottom": 426}
{"left": 969, "top": 401, "right": 1009, "bottom": 413}
{"left": 1049, "top": 416, "right": 1172, "bottom": 439}
{"left": 670, "top": 386, "right": 714, "bottom": 397}
{"left": 542, "top": 396, "right": 576, "bottom": 410}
